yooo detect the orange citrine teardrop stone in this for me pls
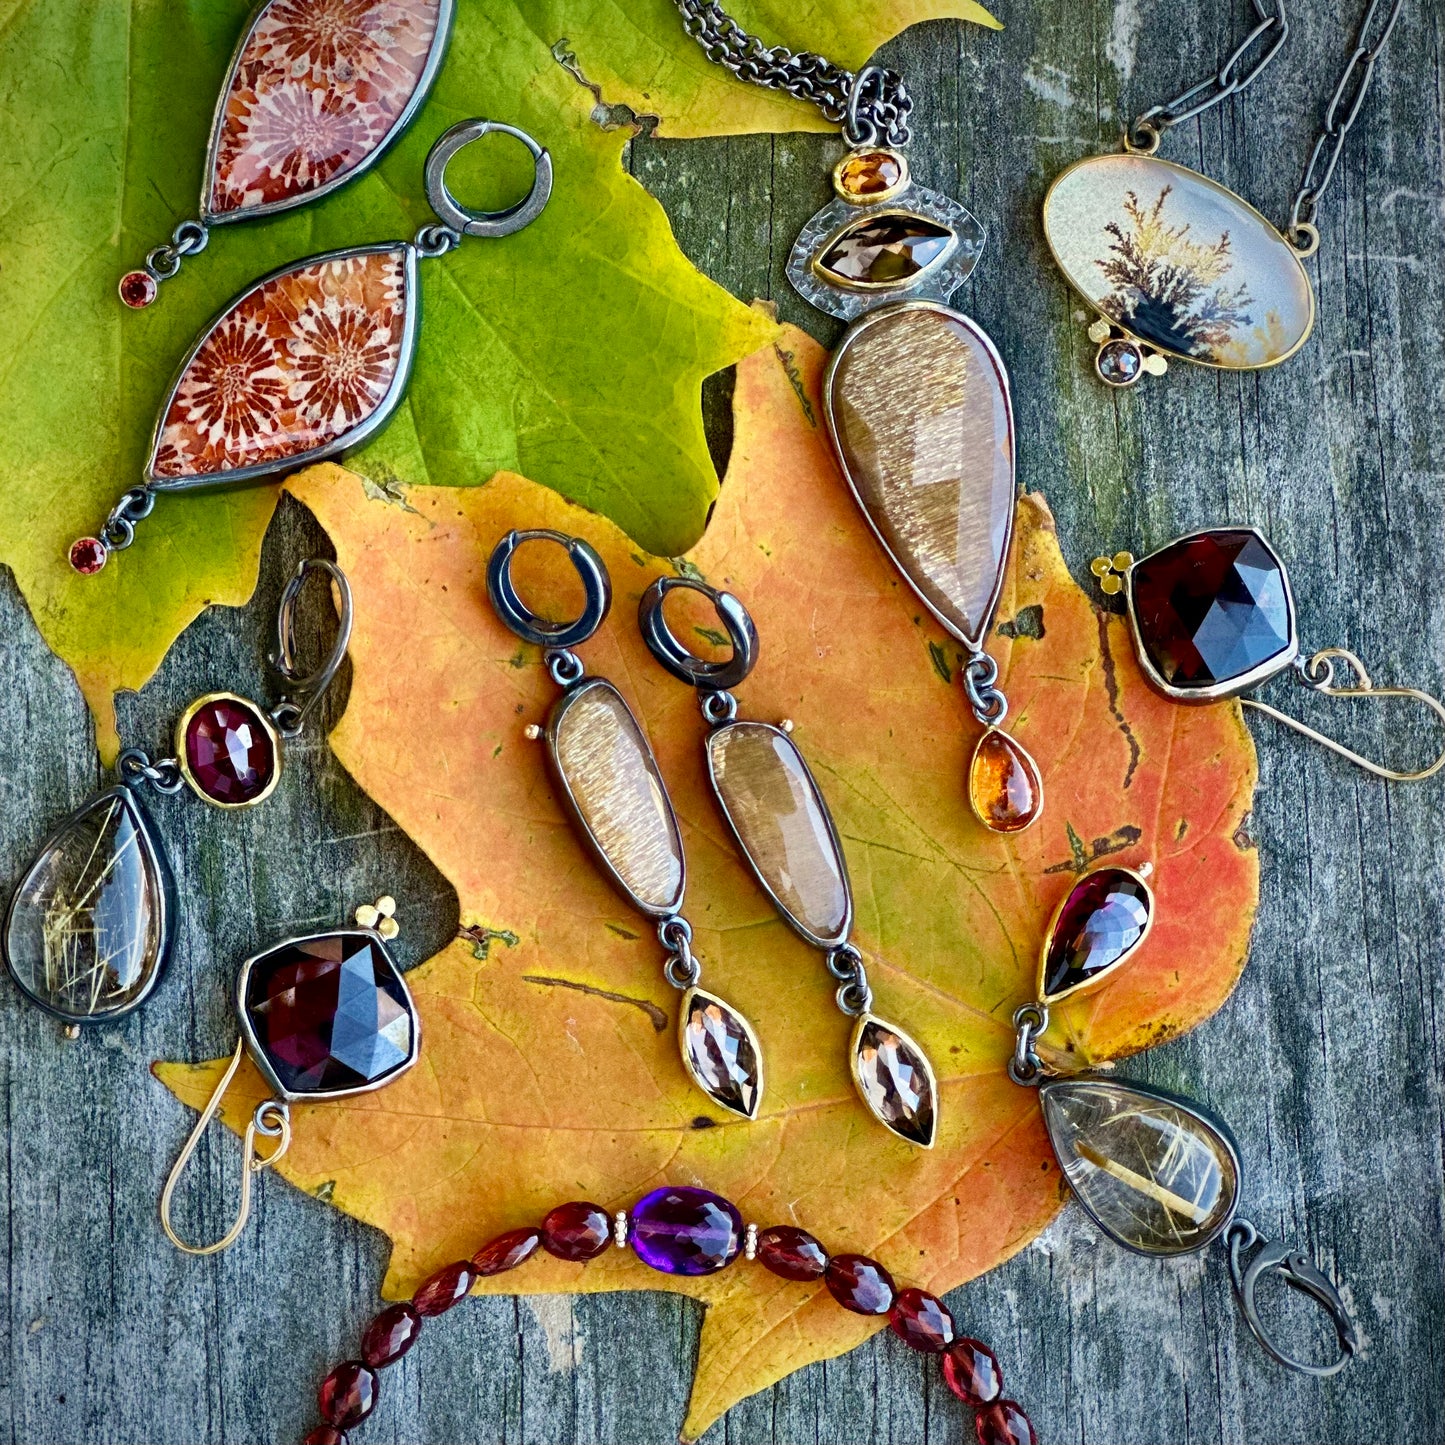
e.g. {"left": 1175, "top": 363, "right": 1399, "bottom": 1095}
{"left": 968, "top": 728, "right": 1043, "bottom": 833}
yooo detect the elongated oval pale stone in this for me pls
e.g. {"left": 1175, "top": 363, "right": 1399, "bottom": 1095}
{"left": 1040, "top": 1078, "right": 1240, "bottom": 1254}
{"left": 548, "top": 679, "right": 684, "bottom": 917}
{"left": 3, "top": 787, "right": 171, "bottom": 1022}
{"left": 1043, "top": 154, "right": 1314, "bottom": 368}
{"left": 824, "top": 304, "right": 1014, "bottom": 649}
{"left": 706, "top": 721, "right": 850, "bottom": 947}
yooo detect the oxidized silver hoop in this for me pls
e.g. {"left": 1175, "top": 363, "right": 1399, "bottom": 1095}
{"left": 486, "top": 530, "right": 611, "bottom": 649}
{"left": 424, "top": 119, "right": 554, "bottom": 240}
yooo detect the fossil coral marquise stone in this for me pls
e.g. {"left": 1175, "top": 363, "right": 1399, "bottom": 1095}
{"left": 1042, "top": 154, "right": 1314, "bottom": 370}
{"left": 824, "top": 303, "right": 1015, "bottom": 649}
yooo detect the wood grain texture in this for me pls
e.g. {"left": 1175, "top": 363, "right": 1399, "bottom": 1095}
{"left": 1, "top": 4, "right": 1442, "bottom": 1442}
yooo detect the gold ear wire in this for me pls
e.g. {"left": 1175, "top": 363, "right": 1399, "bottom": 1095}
{"left": 159, "top": 1038, "right": 292, "bottom": 1256}
{"left": 1241, "top": 648, "right": 1445, "bottom": 782}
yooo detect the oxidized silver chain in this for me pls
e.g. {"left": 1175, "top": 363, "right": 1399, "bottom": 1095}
{"left": 672, "top": 0, "right": 912, "bottom": 148}
{"left": 1129, "top": 0, "right": 1406, "bottom": 252}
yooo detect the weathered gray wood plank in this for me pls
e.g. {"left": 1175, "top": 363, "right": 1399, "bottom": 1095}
{"left": 1, "top": 3, "right": 1441, "bottom": 1442}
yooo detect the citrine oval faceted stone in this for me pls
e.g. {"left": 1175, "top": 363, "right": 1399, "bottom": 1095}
{"left": 204, "top": 0, "right": 445, "bottom": 221}
{"left": 817, "top": 214, "right": 955, "bottom": 288}
{"left": 180, "top": 694, "right": 278, "bottom": 806}
{"left": 3, "top": 786, "right": 171, "bottom": 1022}
{"left": 547, "top": 678, "right": 685, "bottom": 916}
{"left": 851, "top": 1015, "right": 937, "bottom": 1147}
{"left": 147, "top": 247, "right": 412, "bottom": 488}
{"left": 1040, "top": 867, "right": 1152, "bottom": 1003}
{"left": 1129, "top": 529, "right": 1294, "bottom": 695}
{"left": 968, "top": 728, "right": 1043, "bottom": 833}
{"left": 835, "top": 149, "right": 907, "bottom": 201}
{"left": 1040, "top": 1078, "right": 1241, "bottom": 1255}
{"left": 707, "top": 721, "right": 850, "bottom": 947}
{"left": 630, "top": 1186, "right": 743, "bottom": 1276}
{"left": 1043, "top": 153, "right": 1314, "bottom": 368}
{"left": 825, "top": 305, "right": 1014, "bottom": 650}
{"left": 243, "top": 930, "right": 416, "bottom": 1096}
{"left": 680, "top": 987, "right": 763, "bottom": 1119}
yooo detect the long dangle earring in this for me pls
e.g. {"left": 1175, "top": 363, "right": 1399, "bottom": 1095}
{"left": 2, "top": 558, "right": 352, "bottom": 1025}
{"left": 1006, "top": 872, "right": 1357, "bottom": 1377}
{"left": 673, "top": 4, "right": 1042, "bottom": 838}
{"left": 75, "top": 117, "right": 551, "bottom": 575}
{"left": 118, "top": 0, "right": 455, "bottom": 308}
{"left": 485, "top": 530, "right": 765, "bottom": 1122}
{"left": 639, "top": 575, "right": 938, "bottom": 1148}
{"left": 160, "top": 893, "right": 420, "bottom": 1256}
{"left": 1042, "top": 0, "right": 1403, "bottom": 386}
{"left": 1090, "top": 528, "right": 1445, "bottom": 781}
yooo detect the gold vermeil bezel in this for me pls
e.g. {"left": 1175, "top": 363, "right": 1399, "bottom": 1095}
{"left": 678, "top": 985, "right": 765, "bottom": 1121}
{"left": 831, "top": 147, "right": 911, "bottom": 205}
{"left": 173, "top": 691, "right": 283, "bottom": 810}
{"left": 810, "top": 208, "right": 959, "bottom": 294}
{"left": 848, "top": 1011, "right": 938, "bottom": 1149}
{"left": 1036, "top": 864, "right": 1156, "bottom": 1006}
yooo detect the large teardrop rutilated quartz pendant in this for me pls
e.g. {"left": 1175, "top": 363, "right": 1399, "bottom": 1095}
{"left": 145, "top": 245, "right": 418, "bottom": 492}
{"left": 203, "top": 0, "right": 449, "bottom": 223}
{"left": 3, "top": 787, "right": 173, "bottom": 1023}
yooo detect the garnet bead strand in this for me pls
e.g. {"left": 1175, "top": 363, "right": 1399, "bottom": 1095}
{"left": 317, "top": 1360, "right": 378, "bottom": 1429}
{"left": 976, "top": 1398, "right": 1038, "bottom": 1445}
{"left": 942, "top": 1337, "right": 1003, "bottom": 1405}
{"left": 889, "top": 1287, "right": 955, "bottom": 1351}
{"left": 302, "top": 1429, "right": 346, "bottom": 1445}
{"left": 542, "top": 1200, "right": 613, "bottom": 1261}
{"left": 755, "top": 1225, "right": 829, "bottom": 1281}
{"left": 360, "top": 1303, "right": 422, "bottom": 1369}
{"left": 473, "top": 1225, "right": 542, "bottom": 1275}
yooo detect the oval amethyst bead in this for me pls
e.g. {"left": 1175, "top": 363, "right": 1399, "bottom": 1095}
{"left": 630, "top": 1186, "right": 743, "bottom": 1276}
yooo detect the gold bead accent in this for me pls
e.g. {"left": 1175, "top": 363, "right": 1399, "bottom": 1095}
{"left": 524, "top": 724, "right": 543, "bottom": 740}
{"left": 1087, "top": 318, "right": 1112, "bottom": 344}
{"left": 1100, "top": 574, "right": 1123, "bottom": 596}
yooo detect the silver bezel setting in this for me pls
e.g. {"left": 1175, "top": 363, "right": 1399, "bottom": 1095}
{"left": 198, "top": 0, "right": 456, "bottom": 226}
{"left": 822, "top": 300, "right": 1017, "bottom": 653}
{"left": 1123, "top": 526, "right": 1299, "bottom": 703}
{"left": 705, "top": 720, "right": 853, "bottom": 951}
{"left": 144, "top": 242, "right": 422, "bottom": 494}
{"left": 235, "top": 925, "right": 421, "bottom": 1104}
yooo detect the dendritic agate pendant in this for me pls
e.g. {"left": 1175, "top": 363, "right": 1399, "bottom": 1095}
{"left": 1040, "top": 1077, "right": 1241, "bottom": 1255}
{"left": 147, "top": 244, "right": 419, "bottom": 493}
{"left": 1043, "top": 154, "right": 1316, "bottom": 386}
{"left": 3, "top": 787, "right": 173, "bottom": 1023}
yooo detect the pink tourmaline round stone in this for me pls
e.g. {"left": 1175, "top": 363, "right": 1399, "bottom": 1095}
{"left": 118, "top": 270, "right": 158, "bottom": 308}
{"left": 184, "top": 696, "right": 276, "bottom": 804}
{"left": 69, "top": 537, "right": 107, "bottom": 575}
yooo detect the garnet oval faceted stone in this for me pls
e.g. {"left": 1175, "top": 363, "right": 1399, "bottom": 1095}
{"left": 1040, "top": 867, "right": 1152, "bottom": 1002}
{"left": 630, "top": 1186, "right": 743, "bottom": 1276}
{"left": 317, "top": 1361, "right": 377, "bottom": 1429}
{"left": 243, "top": 931, "right": 416, "bottom": 1096}
{"left": 942, "top": 1337, "right": 1003, "bottom": 1405}
{"left": 302, "top": 1428, "right": 347, "bottom": 1445}
{"left": 473, "top": 1226, "right": 542, "bottom": 1276}
{"left": 825, "top": 1253, "right": 896, "bottom": 1315}
{"left": 413, "top": 1259, "right": 477, "bottom": 1317}
{"left": 817, "top": 213, "right": 954, "bottom": 287}
{"left": 361, "top": 1303, "right": 421, "bottom": 1369}
{"left": 756, "top": 1225, "right": 829, "bottom": 1281}
{"left": 1129, "top": 529, "right": 1293, "bottom": 694}
{"left": 542, "top": 1201, "right": 612, "bottom": 1262}
{"left": 968, "top": 729, "right": 1043, "bottom": 833}
{"left": 890, "top": 1287, "right": 956, "bottom": 1352}
{"left": 976, "top": 1399, "right": 1038, "bottom": 1445}
{"left": 181, "top": 694, "right": 278, "bottom": 806}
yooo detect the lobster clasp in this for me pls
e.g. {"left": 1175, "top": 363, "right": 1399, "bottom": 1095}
{"left": 1227, "top": 1218, "right": 1357, "bottom": 1377}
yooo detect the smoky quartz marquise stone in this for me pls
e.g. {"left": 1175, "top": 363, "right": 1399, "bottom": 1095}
{"left": 816, "top": 214, "right": 956, "bottom": 288}
{"left": 851, "top": 1015, "right": 937, "bottom": 1147}
{"left": 1129, "top": 529, "right": 1294, "bottom": 695}
{"left": 680, "top": 987, "right": 763, "bottom": 1119}
{"left": 241, "top": 929, "right": 418, "bottom": 1099}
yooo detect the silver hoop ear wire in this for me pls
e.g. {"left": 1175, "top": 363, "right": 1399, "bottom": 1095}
{"left": 424, "top": 119, "right": 553, "bottom": 239}
{"left": 637, "top": 575, "right": 759, "bottom": 693}
{"left": 486, "top": 530, "right": 612, "bottom": 649}
{"left": 268, "top": 557, "right": 353, "bottom": 738}
{"left": 1242, "top": 647, "right": 1445, "bottom": 782}
{"left": 159, "top": 1039, "right": 292, "bottom": 1257}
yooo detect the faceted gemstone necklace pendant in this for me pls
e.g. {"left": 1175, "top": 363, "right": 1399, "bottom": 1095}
{"left": 176, "top": 692, "right": 283, "bottom": 808}
{"left": 118, "top": 0, "right": 454, "bottom": 306}
{"left": 968, "top": 728, "right": 1043, "bottom": 834}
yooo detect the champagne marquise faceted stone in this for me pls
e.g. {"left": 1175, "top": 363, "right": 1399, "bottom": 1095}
{"left": 548, "top": 679, "right": 685, "bottom": 917}
{"left": 817, "top": 214, "right": 955, "bottom": 287}
{"left": 852, "top": 1015, "right": 937, "bottom": 1147}
{"left": 826, "top": 306, "right": 1014, "bottom": 649}
{"left": 1040, "top": 1078, "right": 1240, "bottom": 1254}
{"left": 707, "top": 721, "right": 850, "bottom": 947}
{"left": 3, "top": 787, "right": 171, "bottom": 1022}
{"left": 680, "top": 987, "right": 763, "bottom": 1119}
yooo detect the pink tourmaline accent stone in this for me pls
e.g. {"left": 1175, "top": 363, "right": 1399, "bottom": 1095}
{"left": 541, "top": 1202, "right": 612, "bottom": 1262}
{"left": 317, "top": 1361, "right": 377, "bottom": 1429}
{"left": 472, "top": 1226, "right": 541, "bottom": 1276}
{"left": 184, "top": 696, "right": 276, "bottom": 804}
{"left": 756, "top": 1225, "right": 829, "bottom": 1281}
{"left": 412, "top": 1260, "right": 476, "bottom": 1317}
{"left": 630, "top": 1187, "right": 743, "bottom": 1276}
{"left": 69, "top": 537, "right": 107, "bottom": 575}
{"left": 824, "top": 1253, "right": 896, "bottom": 1315}
{"left": 976, "top": 1399, "right": 1037, "bottom": 1445}
{"left": 118, "top": 270, "right": 158, "bottom": 308}
{"left": 942, "top": 1337, "right": 1003, "bottom": 1405}
{"left": 890, "top": 1287, "right": 955, "bottom": 1352}
{"left": 360, "top": 1303, "right": 421, "bottom": 1369}
{"left": 1040, "top": 867, "right": 1152, "bottom": 1001}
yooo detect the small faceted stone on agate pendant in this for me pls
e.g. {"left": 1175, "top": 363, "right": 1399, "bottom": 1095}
{"left": 853, "top": 1016, "right": 936, "bottom": 1147}
{"left": 1040, "top": 1078, "right": 1240, "bottom": 1254}
{"left": 1040, "top": 867, "right": 1151, "bottom": 1002}
{"left": 969, "top": 728, "right": 1042, "bottom": 833}
{"left": 680, "top": 988, "right": 762, "bottom": 1119}
{"left": 826, "top": 307, "right": 1014, "bottom": 649}
{"left": 148, "top": 248, "right": 409, "bottom": 485}
{"left": 549, "top": 679, "right": 684, "bottom": 915}
{"left": 707, "top": 722, "right": 849, "bottom": 945}
{"left": 817, "top": 214, "right": 954, "bottom": 287}
{"left": 182, "top": 695, "right": 277, "bottom": 805}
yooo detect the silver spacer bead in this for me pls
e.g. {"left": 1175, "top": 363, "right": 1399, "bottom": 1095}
{"left": 744, "top": 1222, "right": 758, "bottom": 1261}
{"left": 614, "top": 1209, "right": 630, "bottom": 1248}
